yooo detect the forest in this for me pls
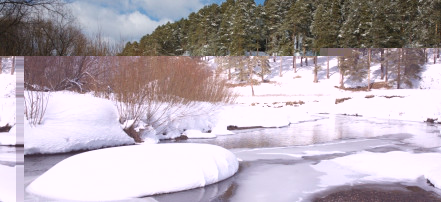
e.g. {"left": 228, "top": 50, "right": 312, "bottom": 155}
{"left": 121, "top": 0, "right": 441, "bottom": 56}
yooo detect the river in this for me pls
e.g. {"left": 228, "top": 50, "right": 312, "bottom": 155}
{"left": 24, "top": 115, "right": 441, "bottom": 201}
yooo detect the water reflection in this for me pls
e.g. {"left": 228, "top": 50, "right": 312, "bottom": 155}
{"left": 172, "top": 115, "right": 416, "bottom": 149}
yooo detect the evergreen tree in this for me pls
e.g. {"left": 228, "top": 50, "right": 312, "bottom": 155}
{"left": 311, "top": 4, "right": 328, "bottom": 50}
{"left": 218, "top": 0, "right": 235, "bottom": 55}
{"left": 255, "top": 56, "right": 271, "bottom": 81}
{"left": 339, "top": 0, "right": 373, "bottom": 48}
{"left": 284, "top": 0, "right": 314, "bottom": 55}
{"left": 230, "top": 0, "right": 257, "bottom": 55}
{"left": 264, "top": 0, "right": 294, "bottom": 55}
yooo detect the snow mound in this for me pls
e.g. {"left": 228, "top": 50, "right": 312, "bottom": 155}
{"left": 0, "top": 165, "right": 20, "bottom": 202}
{"left": 313, "top": 151, "right": 441, "bottom": 189}
{"left": 25, "top": 92, "right": 134, "bottom": 155}
{"left": 183, "top": 129, "right": 216, "bottom": 139}
{"left": 26, "top": 143, "right": 239, "bottom": 201}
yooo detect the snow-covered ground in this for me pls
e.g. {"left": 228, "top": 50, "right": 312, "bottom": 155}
{"left": 313, "top": 151, "right": 441, "bottom": 189}
{"left": 0, "top": 57, "right": 17, "bottom": 145}
{"left": 25, "top": 91, "right": 134, "bottom": 155}
{"left": 26, "top": 143, "right": 239, "bottom": 201}
{"left": 24, "top": 54, "right": 441, "bottom": 201}
{"left": 0, "top": 164, "right": 21, "bottom": 202}
{"left": 203, "top": 55, "right": 441, "bottom": 144}
{"left": 24, "top": 55, "right": 441, "bottom": 153}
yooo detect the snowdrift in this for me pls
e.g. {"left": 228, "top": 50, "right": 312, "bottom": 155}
{"left": 26, "top": 143, "right": 239, "bottom": 201}
{"left": 25, "top": 92, "right": 134, "bottom": 155}
{"left": 313, "top": 151, "right": 441, "bottom": 189}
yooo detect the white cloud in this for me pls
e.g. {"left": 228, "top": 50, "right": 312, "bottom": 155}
{"left": 68, "top": 1, "right": 178, "bottom": 43}
{"left": 132, "top": 0, "right": 205, "bottom": 20}
{"left": 67, "top": 0, "right": 221, "bottom": 43}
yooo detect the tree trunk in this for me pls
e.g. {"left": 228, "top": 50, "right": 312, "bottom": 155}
{"left": 397, "top": 48, "right": 401, "bottom": 89}
{"left": 305, "top": 57, "right": 308, "bottom": 66}
{"left": 228, "top": 67, "right": 231, "bottom": 80}
{"left": 385, "top": 49, "right": 389, "bottom": 82}
{"left": 11, "top": 56, "right": 15, "bottom": 75}
{"left": 279, "top": 56, "right": 283, "bottom": 77}
{"left": 340, "top": 69, "right": 344, "bottom": 88}
{"left": 248, "top": 61, "right": 255, "bottom": 96}
{"left": 313, "top": 56, "right": 318, "bottom": 83}
{"left": 327, "top": 56, "right": 329, "bottom": 79}
{"left": 380, "top": 49, "right": 384, "bottom": 79}
{"left": 367, "top": 49, "right": 371, "bottom": 91}
{"left": 293, "top": 56, "right": 297, "bottom": 73}
{"left": 300, "top": 56, "right": 303, "bottom": 67}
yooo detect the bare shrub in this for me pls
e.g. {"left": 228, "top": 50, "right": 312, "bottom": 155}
{"left": 24, "top": 90, "right": 50, "bottom": 126}
{"left": 25, "top": 56, "right": 105, "bottom": 92}
{"left": 106, "top": 56, "right": 236, "bottom": 141}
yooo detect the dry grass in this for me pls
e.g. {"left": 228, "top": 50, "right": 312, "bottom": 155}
{"left": 336, "top": 82, "right": 392, "bottom": 92}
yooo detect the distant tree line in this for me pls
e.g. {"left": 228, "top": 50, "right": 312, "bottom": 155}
{"left": 0, "top": 0, "right": 124, "bottom": 56}
{"left": 120, "top": 0, "right": 441, "bottom": 56}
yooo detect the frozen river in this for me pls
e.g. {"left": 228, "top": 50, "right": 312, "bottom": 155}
{"left": 24, "top": 115, "right": 441, "bottom": 201}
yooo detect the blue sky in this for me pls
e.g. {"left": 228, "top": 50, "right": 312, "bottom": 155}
{"left": 68, "top": 0, "right": 265, "bottom": 43}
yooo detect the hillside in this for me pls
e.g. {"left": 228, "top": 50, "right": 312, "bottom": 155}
{"left": 210, "top": 53, "right": 441, "bottom": 124}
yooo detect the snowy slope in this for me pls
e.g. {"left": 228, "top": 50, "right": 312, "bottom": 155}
{"left": 26, "top": 143, "right": 239, "bottom": 201}
{"left": 209, "top": 55, "right": 441, "bottom": 125}
{"left": 25, "top": 91, "right": 134, "bottom": 155}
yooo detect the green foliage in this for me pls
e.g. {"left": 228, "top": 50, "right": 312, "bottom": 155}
{"left": 119, "top": 0, "right": 441, "bottom": 56}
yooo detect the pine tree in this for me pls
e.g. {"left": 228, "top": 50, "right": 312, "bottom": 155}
{"left": 313, "top": 56, "right": 320, "bottom": 83}
{"left": 339, "top": 0, "right": 373, "bottom": 48}
{"left": 284, "top": 0, "right": 314, "bottom": 55}
{"left": 264, "top": 0, "right": 293, "bottom": 55}
{"left": 230, "top": 0, "right": 257, "bottom": 55}
{"left": 338, "top": 49, "right": 368, "bottom": 87}
{"left": 311, "top": 4, "right": 328, "bottom": 50}
{"left": 218, "top": 0, "right": 235, "bottom": 55}
{"left": 255, "top": 56, "right": 271, "bottom": 81}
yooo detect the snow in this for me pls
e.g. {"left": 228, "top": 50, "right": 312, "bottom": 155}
{"left": 183, "top": 129, "right": 216, "bottom": 139}
{"left": 313, "top": 151, "right": 441, "bottom": 190}
{"left": 26, "top": 143, "right": 239, "bottom": 201}
{"left": 24, "top": 91, "right": 134, "bottom": 155}
{"left": 215, "top": 55, "right": 441, "bottom": 127}
{"left": 0, "top": 165, "right": 21, "bottom": 202}
{"left": 0, "top": 58, "right": 17, "bottom": 145}
{"left": 24, "top": 56, "right": 441, "bottom": 153}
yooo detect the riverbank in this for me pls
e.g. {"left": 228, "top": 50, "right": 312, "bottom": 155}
{"left": 312, "top": 183, "right": 441, "bottom": 202}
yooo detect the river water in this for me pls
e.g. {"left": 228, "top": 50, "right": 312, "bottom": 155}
{"left": 24, "top": 115, "right": 441, "bottom": 201}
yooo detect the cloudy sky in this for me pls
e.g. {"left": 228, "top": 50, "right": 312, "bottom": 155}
{"left": 68, "top": 0, "right": 265, "bottom": 44}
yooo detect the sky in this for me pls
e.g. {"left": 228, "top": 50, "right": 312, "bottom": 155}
{"left": 68, "top": 0, "right": 265, "bottom": 44}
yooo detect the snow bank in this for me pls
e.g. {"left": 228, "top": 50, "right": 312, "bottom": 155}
{"left": 0, "top": 165, "right": 19, "bottom": 202}
{"left": 0, "top": 72, "right": 16, "bottom": 145}
{"left": 25, "top": 92, "right": 134, "bottom": 155}
{"left": 313, "top": 151, "right": 441, "bottom": 189}
{"left": 26, "top": 143, "right": 239, "bottom": 201}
